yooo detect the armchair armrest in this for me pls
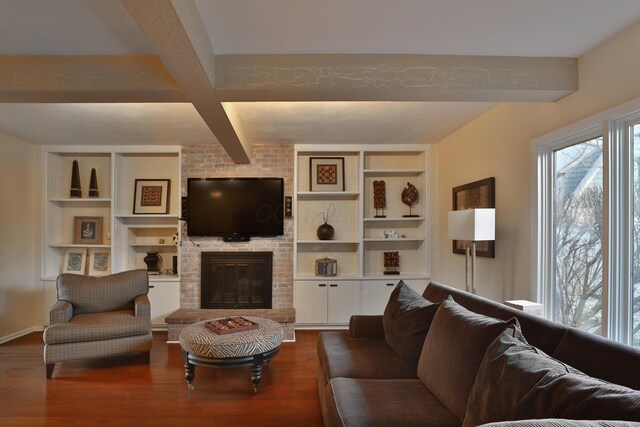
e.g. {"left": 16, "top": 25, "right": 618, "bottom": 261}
{"left": 349, "top": 315, "right": 385, "bottom": 339}
{"left": 49, "top": 300, "right": 73, "bottom": 325}
{"left": 135, "top": 294, "right": 151, "bottom": 319}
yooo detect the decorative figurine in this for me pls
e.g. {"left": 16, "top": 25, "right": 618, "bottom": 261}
{"left": 88, "top": 168, "right": 99, "bottom": 198}
{"left": 373, "top": 180, "right": 386, "bottom": 218}
{"left": 70, "top": 160, "right": 82, "bottom": 198}
{"left": 383, "top": 251, "right": 400, "bottom": 275}
{"left": 401, "top": 182, "right": 419, "bottom": 217}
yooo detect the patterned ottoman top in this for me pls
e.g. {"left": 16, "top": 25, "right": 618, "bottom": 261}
{"left": 179, "top": 317, "right": 284, "bottom": 359}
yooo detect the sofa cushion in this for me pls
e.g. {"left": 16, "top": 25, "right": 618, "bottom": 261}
{"left": 479, "top": 420, "right": 640, "bottom": 427}
{"left": 417, "top": 296, "right": 517, "bottom": 421}
{"left": 383, "top": 281, "right": 440, "bottom": 369}
{"left": 43, "top": 310, "right": 151, "bottom": 344}
{"left": 463, "top": 327, "right": 640, "bottom": 427}
{"left": 317, "top": 332, "right": 417, "bottom": 381}
{"left": 325, "top": 378, "right": 459, "bottom": 427}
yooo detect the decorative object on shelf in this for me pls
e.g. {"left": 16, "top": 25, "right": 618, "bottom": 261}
{"left": 159, "top": 238, "right": 165, "bottom": 244}
{"left": 314, "top": 204, "right": 335, "bottom": 240}
{"left": 143, "top": 251, "right": 162, "bottom": 274}
{"left": 382, "top": 229, "right": 399, "bottom": 239}
{"left": 315, "top": 257, "right": 337, "bottom": 276}
{"left": 373, "top": 180, "right": 387, "bottom": 218}
{"left": 401, "top": 182, "right": 419, "bottom": 217}
{"left": 448, "top": 208, "right": 495, "bottom": 295}
{"left": 63, "top": 248, "right": 86, "bottom": 275}
{"left": 383, "top": 251, "right": 400, "bottom": 275}
{"left": 309, "top": 157, "right": 345, "bottom": 192}
{"left": 452, "top": 177, "right": 495, "bottom": 258}
{"left": 70, "top": 160, "right": 82, "bottom": 198}
{"left": 88, "top": 248, "right": 110, "bottom": 276}
{"left": 133, "top": 179, "right": 170, "bottom": 214}
{"left": 73, "top": 216, "right": 103, "bottom": 245}
{"left": 88, "top": 168, "right": 99, "bottom": 197}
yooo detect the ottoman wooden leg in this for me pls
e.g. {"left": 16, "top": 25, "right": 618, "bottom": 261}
{"left": 183, "top": 350, "right": 196, "bottom": 391}
{"left": 251, "top": 362, "right": 263, "bottom": 393}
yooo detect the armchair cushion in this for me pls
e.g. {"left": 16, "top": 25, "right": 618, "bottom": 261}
{"left": 44, "top": 310, "right": 151, "bottom": 345}
{"left": 57, "top": 269, "right": 148, "bottom": 314}
{"left": 49, "top": 300, "right": 73, "bottom": 325}
{"left": 135, "top": 294, "right": 151, "bottom": 319}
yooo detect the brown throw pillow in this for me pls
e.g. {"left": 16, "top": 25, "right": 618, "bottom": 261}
{"left": 383, "top": 281, "right": 440, "bottom": 369}
{"left": 417, "top": 296, "right": 518, "bottom": 421}
{"left": 463, "top": 328, "right": 640, "bottom": 426}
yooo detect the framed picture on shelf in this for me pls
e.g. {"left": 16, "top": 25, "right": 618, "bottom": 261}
{"left": 309, "top": 157, "right": 345, "bottom": 192}
{"left": 133, "top": 179, "right": 171, "bottom": 214}
{"left": 315, "top": 257, "right": 337, "bottom": 276}
{"left": 63, "top": 248, "right": 87, "bottom": 275}
{"left": 88, "top": 248, "right": 110, "bottom": 276}
{"left": 73, "top": 216, "right": 103, "bottom": 245}
{"left": 452, "top": 177, "right": 495, "bottom": 258}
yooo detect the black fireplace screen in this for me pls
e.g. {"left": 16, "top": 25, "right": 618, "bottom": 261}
{"left": 201, "top": 252, "right": 273, "bottom": 309}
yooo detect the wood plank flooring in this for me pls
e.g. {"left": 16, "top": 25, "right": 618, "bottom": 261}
{"left": 0, "top": 330, "right": 324, "bottom": 426}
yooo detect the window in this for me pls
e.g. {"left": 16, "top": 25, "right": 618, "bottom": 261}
{"left": 535, "top": 98, "right": 640, "bottom": 347}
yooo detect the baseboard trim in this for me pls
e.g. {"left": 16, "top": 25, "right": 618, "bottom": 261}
{"left": 0, "top": 326, "right": 44, "bottom": 344}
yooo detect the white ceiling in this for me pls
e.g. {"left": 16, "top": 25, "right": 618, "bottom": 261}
{"left": 2, "top": 1, "right": 640, "bottom": 148}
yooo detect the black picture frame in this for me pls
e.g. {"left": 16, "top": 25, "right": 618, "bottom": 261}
{"left": 452, "top": 177, "right": 495, "bottom": 258}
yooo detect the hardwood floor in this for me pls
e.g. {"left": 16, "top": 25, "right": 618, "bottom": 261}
{"left": 0, "top": 330, "right": 324, "bottom": 426}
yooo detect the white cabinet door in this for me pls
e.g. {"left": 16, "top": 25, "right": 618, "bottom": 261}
{"left": 361, "top": 280, "right": 397, "bottom": 315}
{"left": 148, "top": 281, "right": 180, "bottom": 326}
{"left": 327, "top": 281, "right": 361, "bottom": 324}
{"left": 294, "top": 281, "right": 329, "bottom": 324}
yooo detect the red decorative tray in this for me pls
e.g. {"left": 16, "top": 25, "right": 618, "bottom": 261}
{"left": 205, "top": 317, "right": 259, "bottom": 335}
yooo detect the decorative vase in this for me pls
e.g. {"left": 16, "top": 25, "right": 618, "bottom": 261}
{"left": 70, "top": 159, "right": 82, "bottom": 198}
{"left": 317, "top": 222, "right": 335, "bottom": 240}
{"left": 143, "top": 251, "right": 162, "bottom": 273}
{"left": 88, "top": 168, "right": 99, "bottom": 197}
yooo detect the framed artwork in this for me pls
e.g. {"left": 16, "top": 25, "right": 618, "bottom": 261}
{"left": 309, "top": 157, "right": 345, "bottom": 192}
{"left": 88, "top": 248, "right": 110, "bottom": 276}
{"left": 133, "top": 179, "right": 171, "bottom": 214}
{"left": 63, "top": 248, "right": 87, "bottom": 275}
{"left": 73, "top": 216, "right": 103, "bottom": 245}
{"left": 315, "top": 257, "right": 337, "bottom": 276}
{"left": 452, "top": 177, "right": 495, "bottom": 258}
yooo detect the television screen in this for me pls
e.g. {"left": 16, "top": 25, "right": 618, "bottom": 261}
{"left": 187, "top": 178, "right": 284, "bottom": 239}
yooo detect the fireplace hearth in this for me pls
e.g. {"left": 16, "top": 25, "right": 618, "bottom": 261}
{"left": 201, "top": 252, "right": 273, "bottom": 309}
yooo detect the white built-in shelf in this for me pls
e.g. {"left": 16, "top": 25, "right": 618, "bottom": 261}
{"left": 363, "top": 238, "right": 424, "bottom": 243}
{"left": 297, "top": 191, "right": 360, "bottom": 200}
{"left": 295, "top": 273, "right": 362, "bottom": 281}
{"left": 130, "top": 243, "right": 177, "bottom": 247}
{"left": 127, "top": 225, "right": 178, "bottom": 229}
{"left": 148, "top": 274, "right": 180, "bottom": 283}
{"left": 49, "top": 198, "right": 111, "bottom": 203}
{"left": 297, "top": 239, "right": 360, "bottom": 245}
{"left": 49, "top": 243, "right": 111, "bottom": 249}
{"left": 363, "top": 216, "right": 425, "bottom": 222}
{"left": 363, "top": 169, "right": 424, "bottom": 176}
{"left": 115, "top": 214, "right": 180, "bottom": 219}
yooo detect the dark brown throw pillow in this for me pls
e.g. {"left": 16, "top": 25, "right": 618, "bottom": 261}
{"left": 382, "top": 281, "right": 440, "bottom": 369}
{"left": 463, "top": 328, "right": 640, "bottom": 426}
{"left": 417, "top": 296, "right": 518, "bottom": 421}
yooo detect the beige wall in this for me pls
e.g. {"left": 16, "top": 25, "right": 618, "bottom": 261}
{"left": 434, "top": 20, "right": 640, "bottom": 302}
{"left": 0, "top": 132, "right": 41, "bottom": 341}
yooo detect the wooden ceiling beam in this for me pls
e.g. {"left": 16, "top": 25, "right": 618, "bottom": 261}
{"left": 122, "top": 0, "right": 250, "bottom": 164}
{"left": 0, "top": 55, "right": 184, "bottom": 103}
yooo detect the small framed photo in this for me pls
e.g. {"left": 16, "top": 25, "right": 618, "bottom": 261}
{"left": 309, "top": 158, "right": 345, "bottom": 192}
{"left": 63, "top": 248, "right": 87, "bottom": 275}
{"left": 133, "top": 179, "right": 171, "bottom": 214}
{"left": 88, "top": 248, "right": 110, "bottom": 276}
{"left": 73, "top": 216, "right": 103, "bottom": 245}
{"left": 315, "top": 257, "right": 337, "bottom": 276}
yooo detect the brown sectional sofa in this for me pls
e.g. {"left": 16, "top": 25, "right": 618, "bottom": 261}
{"left": 317, "top": 281, "right": 640, "bottom": 426}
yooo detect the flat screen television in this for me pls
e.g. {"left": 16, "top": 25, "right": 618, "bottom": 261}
{"left": 186, "top": 177, "right": 284, "bottom": 241}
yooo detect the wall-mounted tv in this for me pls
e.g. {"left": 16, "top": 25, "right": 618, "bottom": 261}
{"left": 186, "top": 177, "right": 284, "bottom": 241}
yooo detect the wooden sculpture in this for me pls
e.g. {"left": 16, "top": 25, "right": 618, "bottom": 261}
{"left": 373, "top": 180, "right": 386, "bottom": 218}
{"left": 401, "top": 182, "right": 419, "bottom": 217}
{"left": 383, "top": 251, "right": 400, "bottom": 275}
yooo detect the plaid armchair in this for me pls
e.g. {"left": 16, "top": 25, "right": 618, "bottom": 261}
{"left": 43, "top": 269, "right": 152, "bottom": 378}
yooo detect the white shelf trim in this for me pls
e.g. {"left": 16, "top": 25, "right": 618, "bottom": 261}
{"left": 363, "top": 238, "right": 424, "bottom": 242}
{"left": 115, "top": 214, "right": 180, "bottom": 219}
{"left": 130, "top": 243, "right": 177, "bottom": 247}
{"left": 363, "top": 168, "right": 424, "bottom": 175}
{"left": 296, "top": 191, "right": 360, "bottom": 199}
{"left": 297, "top": 240, "right": 360, "bottom": 244}
{"left": 363, "top": 216, "right": 425, "bottom": 222}
{"left": 49, "top": 243, "right": 111, "bottom": 248}
{"left": 49, "top": 198, "right": 111, "bottom": 203}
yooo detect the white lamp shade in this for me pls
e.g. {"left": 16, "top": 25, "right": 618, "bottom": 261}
{"left": 448, "top": 208, "right": 495, "bottom": 241}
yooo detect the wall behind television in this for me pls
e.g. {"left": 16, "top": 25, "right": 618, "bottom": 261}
{"left": 180, "top": 144, "right": 294, "bottom": 309}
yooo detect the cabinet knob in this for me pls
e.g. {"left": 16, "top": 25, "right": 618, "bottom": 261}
{"left": 386, "top": 283, "right": 395, "bottom": 287}
{"left": 329, "top": 284, "right": 338, "bottom": 287}
{"left": 148, "top": 285, "right": 155, "bottom": 289}
{"left": 318, "top": 284, "right": 326, "bottom": 287}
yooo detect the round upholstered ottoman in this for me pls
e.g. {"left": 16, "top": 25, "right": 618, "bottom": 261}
{"left": 178, "top": 317, "right": 284, "bottom": 392}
